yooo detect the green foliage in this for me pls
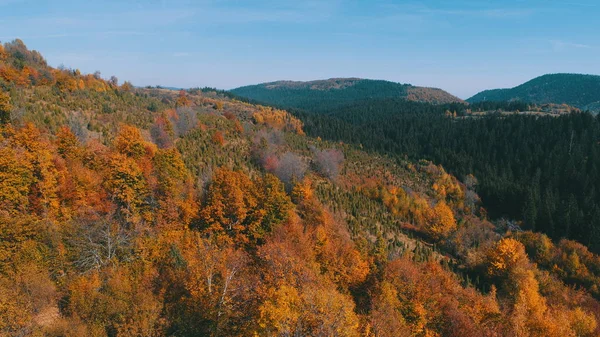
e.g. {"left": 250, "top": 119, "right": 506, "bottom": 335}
{"left": 265, "top": 96, "right": 600, "bottom": 253}
{"left": 231, "top": 78, "right": 462, "bottom": 112}
{"left": 467, "top": 73, "right": 600, "bottom": 112}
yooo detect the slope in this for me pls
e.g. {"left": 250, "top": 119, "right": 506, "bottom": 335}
{"left": 231, "top": 78, "right": 464, "bottom": 112}
{"left": 467, "top": 73, "right": 600, "bottom": 112}
{"left": 1, "top": 40, "right": 600, "bottom": 337}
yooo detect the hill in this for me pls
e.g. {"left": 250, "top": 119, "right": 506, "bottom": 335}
{"left": 2, "top": 40, "right": 600, "bottom": 336}
{"left": 231, "top": 78, "right": 463, "bottom": 111}
{"left": 467, "top": 73, "right": 600, "bottom": 112}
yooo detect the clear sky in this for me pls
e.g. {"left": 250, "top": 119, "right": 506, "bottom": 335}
{"left": 1, "top": 0, "right": 598, "bottom": 98}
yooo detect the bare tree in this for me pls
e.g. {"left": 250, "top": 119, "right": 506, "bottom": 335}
{"left": 463, "top": 174, "right": 480, "bottom": 213}
{"left": 108, "top": 75, "right": 119, "bottom": 87}
{"left": 312, "top": 148, "right": 344, "bottom": 180}
{"left": 70, "top": 214, "right": 132, "bottom": 273}
{"left": 274, "top": 152, "right": 307, "bottom": 188}
{"left": 172, "top": 106, "right": 198, "bottom": 136}
{"left": 67, "top": 112, "right": 89, "bottom": 142}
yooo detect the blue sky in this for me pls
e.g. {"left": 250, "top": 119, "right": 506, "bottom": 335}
{"left": 0, "top": 0, "right": 598, "bottom": 98}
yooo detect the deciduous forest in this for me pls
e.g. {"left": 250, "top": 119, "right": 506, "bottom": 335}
{"left": 2, "top": 40, "right": 600, "bottom": 337}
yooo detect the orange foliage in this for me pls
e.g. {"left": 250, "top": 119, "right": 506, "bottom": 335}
{"left": 0, "top": 91, "right": 12, "bottom": 124}
{"left": 212, "top": 130, "right": 225, "bottom": 146}
{"left": 198, "top": 168, "right": 292, "bottom": 246}
{"left": 176, "top": 90, "right": 191, "bottom": 107}
{"left": 487, "top": 238, "right": 528, "bottom": 277}
{"left": 114, "top": 124, "right": 150, "bottom": 158}
{"left": 252, "top": 106, "right": 304, "bottom": 134}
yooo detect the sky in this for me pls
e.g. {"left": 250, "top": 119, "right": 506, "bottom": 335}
{"left": 0, "top": 0, "right": 598, "bottom": 98}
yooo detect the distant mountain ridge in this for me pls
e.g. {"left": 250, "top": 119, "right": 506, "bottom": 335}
{"left": 231, "top": 78, "right": 463, "bottom": 112}
{"left": 467, "top": 73, "right": 600, "bottom": 112}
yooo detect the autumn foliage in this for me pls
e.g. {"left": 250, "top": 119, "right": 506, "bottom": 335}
{"left": 1, "top": 39, "right": 600, "bottom": 337}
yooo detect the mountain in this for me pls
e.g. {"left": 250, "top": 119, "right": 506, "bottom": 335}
{"left": 231, "top": 78, "right": 463, "bottom": 112}
{"left": 3, "top": 40, "right": 600, "bottom": 336}
{"left": 467, "top": 73, "right": 600, "bottom": 112}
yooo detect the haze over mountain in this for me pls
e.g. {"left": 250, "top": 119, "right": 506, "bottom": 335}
{"left": 468, "top": 73, "right": 600, "bottom": 112}
{"left": 231, "top": 78, "right": 464, "bottom": 112}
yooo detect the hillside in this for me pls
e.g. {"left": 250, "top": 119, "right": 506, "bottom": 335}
{"left": 467, "top": 73, "right": 600, "bottom": 112}
{"left": 2, "top": 40, "right": 600, "bottom": 337}
{"left": 231, "top": 78, "right": 463, "bottom": 112}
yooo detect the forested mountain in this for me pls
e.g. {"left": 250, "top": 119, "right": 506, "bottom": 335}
{"left": 468, "top": 73, "right": 600, "bottom": 112}
{"left": 234, "top": 78, "right": 600, "bottom": 254}
{"left": 289, "top": 99, "right": 600, "bottom": 250}
{"left": 231, "top": 78, "right": 463, "bottom": 112}
{"left": 3, "top": 40, "right": 600, "bottom": 337}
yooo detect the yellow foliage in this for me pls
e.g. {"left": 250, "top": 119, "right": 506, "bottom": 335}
{"left": 0, "top": 91, "right": 12, "bottom": 123}
{"left": 567, "top": 307, "right": 597, "bottom": 336}
{"left": 114, "top": 124, "right": 149, "bottom": 159}
{"left": 488, "top": 238, "right": 528, "bottom": 277}
{"left": 292, "top": 177, "right": 314, "bottom": 203}
{"left": 0, "top": 276, "right": 32, "bottom": 336}
{"left": 104, "top": 153, "right": 149, "bottom": 216}
{"left": 253, "top": 106, "right": 304, "bottom": 134}
{"left": 0, "top": 146, "right": 34, "bottom": 211}
{"left": 424, "top": 201, "right": 457, "bottom": 240}
{"left": 259, "top": 284, "right": 360, "bottom": 337}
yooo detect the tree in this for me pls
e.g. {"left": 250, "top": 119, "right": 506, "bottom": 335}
{"left": 176, "top": 90, "right": 191, "bottom": 107}
{"left": 114, "top": 125, "right": 149, "bottom": 159}
{"left": 165, "top": 234, "right": 253, "bottom": 336}
{"left": 212, "top": 131, "right": 225, "bottom": 146}
{"left": 424, "top": 201, "right": 457, "bottom": 241}
{"left": 313, "top": 148, "right": 344, "bottom": 180}
{"left": 273, "top": 152, "right": 307, "bottom": 189}
{"left": 0, "top": 91, "right": 12, "bottom": 124}
{"left": 104, "top": 153, "right": 149, "bottom": 218}
{"left": 0, "top": 146, "right": 34, "bottom": 212}
{"left": 370, "top": 281, "right": 412, "bottom": 337}
{"left": 198, "top": 169, "right": 291, "bottom": 246}
{"left": 121, "top": 81, "right": 133, "bottom": 92}
{"left": 56, "top": 126, "right": 82, "bottom": 160}
{"left": 69, "top": 215, "right": 131, "bottom": 272}
{"left": 150, "top": 115, "right": 175, "bottom": 149}
{"left": 108, "top": 75, "right": 118, "bottom": 87}
{"left": 487, "top": 238, "right": 528, "bottom": 278}
{"left": 259, "top": 284, "right": 361, "bottom": 337}
{"left": 172, "top": 107, "right": 197, "bottom": 136}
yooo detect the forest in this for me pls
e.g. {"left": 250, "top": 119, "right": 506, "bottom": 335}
{"left": 2, "top": 39, "right": 600, "bottom": 337}
{"left": 467, "top": 73, "right": 600, "bottom": 112}
{"left": 231, "top": 78, "right": 463, "bottom": 112}
{"left": 230, "top": 93, "right": 600, "bottom": 254}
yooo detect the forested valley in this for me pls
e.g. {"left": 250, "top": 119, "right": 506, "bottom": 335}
{"left": 233, "top": 92, "right": 600, "bottom": 254}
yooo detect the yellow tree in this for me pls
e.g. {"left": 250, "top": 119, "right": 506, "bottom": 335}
{"left": 152, "top": 148, "right": 195, "bottom": 228}
{"left": 114, "top": 125, "right": 149, "bottom": 159}
{"left": 424, "top": 201, "right": 457, "bottom": 241}
{"left": 0, "top": 91, "right": 12, "bottom": 124}
{"left": 199, "top": 169, "right": 292, "bottom": 246}
{"left": 0, "top": 146, "right": 34, "bottom": 212}
{"left": 11, "top": 124, "right": 60, "bottom": 216}
{"left": 104, "top": 153, "right": 149, "bottom": 220}
{"left": 259, "top": 283, "right": 360, "bottom": 337}
{"left": 487, "top": 238, "right": 528, "bottom": 278}
{"left": 198, "top": 168, "right": 260, "bottom": 245}
{"left": 56, "top": 126, "right": 82, "bottom": 160}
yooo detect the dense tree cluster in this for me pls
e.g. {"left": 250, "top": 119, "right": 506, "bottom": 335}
{"left": 468, "top": 73, "right": 600, "bottom": 112}
{"left": 267, "top": 97, "right": 600, "bottom": 253}
{"left": 232, "top": 78, "right": 462, "bottom": 113}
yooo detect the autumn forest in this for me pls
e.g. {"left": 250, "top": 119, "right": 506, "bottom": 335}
{"left": 2, "top": 39, "right": 600, "bottom": 337}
